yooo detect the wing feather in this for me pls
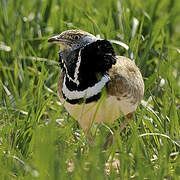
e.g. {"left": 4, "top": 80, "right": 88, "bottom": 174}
{"left": 107, "top": 56, "right": 144, "bottom": 105}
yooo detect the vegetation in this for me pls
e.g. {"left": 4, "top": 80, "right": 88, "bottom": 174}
{"left": 0, "top": 0, "right": 180, "bottom": 179}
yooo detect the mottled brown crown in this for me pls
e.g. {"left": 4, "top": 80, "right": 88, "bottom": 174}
{"left": 58, "top": 29, "right": 95, "bottom": 42}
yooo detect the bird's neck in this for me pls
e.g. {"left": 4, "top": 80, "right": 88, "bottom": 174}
{"left": 60, "top": 47, "right": 100, "bottom": 88}
{"left": 59, "top": 39, "right": 116, "bottom": 104}
{"left": 60, "top": 48, "right": 108, "bottom": 104}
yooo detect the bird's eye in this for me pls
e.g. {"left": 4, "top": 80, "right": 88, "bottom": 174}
{"left": 74, "top": 35, "right": 80, "bottom": 40}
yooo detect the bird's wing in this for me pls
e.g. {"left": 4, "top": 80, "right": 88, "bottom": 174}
{"left": 107, "top": 56, "right": 144, "bottom": 105}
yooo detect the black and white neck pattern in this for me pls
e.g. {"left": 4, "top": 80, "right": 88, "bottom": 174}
{"left": 59, "top": 39, "right": 116, "bottom": 104}
{"left": 62, "top": 74, "right": 110, "bottom": 104}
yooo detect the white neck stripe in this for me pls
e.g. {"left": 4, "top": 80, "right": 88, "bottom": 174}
{"left": 62, "top": 74, "right": 110, "bottom": 100}
{"left": 62, "top": 49, "right": 82, "bottom": 86}
{"left": 73, "top": 48, "right": 82, "bottom": 86}
{"left": 62, "top": 58, "right": 75, "bottom": 83}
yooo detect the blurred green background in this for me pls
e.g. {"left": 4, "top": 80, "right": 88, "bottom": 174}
{"left": 0, "top": 0, "right": 180, "bottom": 179}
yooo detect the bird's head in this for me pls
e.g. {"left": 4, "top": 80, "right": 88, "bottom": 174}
{"left": 48, "top": 29, "right": 97, "bottom": 51}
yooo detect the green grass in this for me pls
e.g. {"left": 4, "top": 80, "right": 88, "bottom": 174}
{"left": 0, "top": 0, "right": 180, "bottom": 179}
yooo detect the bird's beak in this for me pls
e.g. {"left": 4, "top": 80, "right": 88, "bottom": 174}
{"left": 48, "top": 35, "right": 70, "bottom": 44}
{"left": 48, "top": 35, "right": 59, "bottom": 43}
{"left": 48, "top": 35, "right": 71, "bottom": 51}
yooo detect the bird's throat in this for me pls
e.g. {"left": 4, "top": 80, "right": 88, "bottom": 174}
{"left": 59, "top": 48, "right": 80, "bottom": 85}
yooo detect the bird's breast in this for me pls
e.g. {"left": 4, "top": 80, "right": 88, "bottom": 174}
{"left": 58, "top": 89, "right": 137, "bottom": 131}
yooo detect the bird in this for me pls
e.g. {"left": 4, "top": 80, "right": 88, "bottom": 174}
{"left": 48, "top": 29, "right": 144, "bottom": 145}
